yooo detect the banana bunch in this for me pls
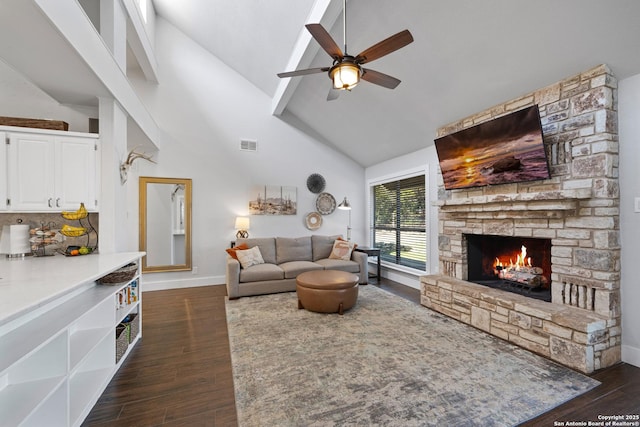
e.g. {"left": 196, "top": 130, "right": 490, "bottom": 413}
{"left": 60, "top": 224, "right": 87, "bottom": 237}
{"left": 61, "top": 203, "right": 88, "bottom": 220}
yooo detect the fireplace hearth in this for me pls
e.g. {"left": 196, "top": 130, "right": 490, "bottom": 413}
{"left": 471, "top": 279, "right": 550, "bottom": 302}
{"left": 466, "top": 234, "right": 551, "bottom": 302}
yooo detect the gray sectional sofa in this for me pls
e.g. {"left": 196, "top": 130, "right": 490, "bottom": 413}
{"left": 225, "top": 235, "right": 368, "bottom": 299}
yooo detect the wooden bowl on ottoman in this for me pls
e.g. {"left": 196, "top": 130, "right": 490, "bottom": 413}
{"left": 296, "top": 270, "right": 359, "bottom": 315}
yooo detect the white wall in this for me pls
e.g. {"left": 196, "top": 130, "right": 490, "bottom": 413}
{"left": 618, "top": 72, "right": 640, "bottom": 368}
{"left": 128, "top": 18, "right": 366, "bottom": 290}
{"left": 364, "top": 145, "right": 440, "bottom": 289}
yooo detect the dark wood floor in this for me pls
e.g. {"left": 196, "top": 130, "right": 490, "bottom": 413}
{"left": 84, "top": 279, "right": 640, "bottom": 426}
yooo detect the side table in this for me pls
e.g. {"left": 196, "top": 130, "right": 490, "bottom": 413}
{"left": 354, "top": 247, "right": 381, "bottom": 284}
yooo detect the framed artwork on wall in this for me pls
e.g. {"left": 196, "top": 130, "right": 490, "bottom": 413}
{"left": 249, "top": 185, "right": 297, "bottom": 215}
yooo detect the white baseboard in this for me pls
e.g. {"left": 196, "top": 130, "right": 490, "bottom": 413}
{"left": 142, "top": 275, "right": 226, "bottom": 292}
{"left": 622, "top": 344, "right": 640, "bottom": 368}
{"left": 382, "top": 269, "right": 420, "bottom": 290}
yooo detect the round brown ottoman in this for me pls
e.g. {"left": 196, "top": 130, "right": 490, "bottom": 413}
{"left": 296, "top": 270, "right": 359, "bottom": 315}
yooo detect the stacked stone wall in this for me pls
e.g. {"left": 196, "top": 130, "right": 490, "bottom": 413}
{"left": 421, "top": 65, "right": 620, "bottom": 373}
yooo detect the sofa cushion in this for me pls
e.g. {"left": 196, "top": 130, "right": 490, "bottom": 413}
{"left": 239, "top": 263, "right": 285, "bottom": 282}
{"left": 276, "top": 236, "right": 312, "bottom": 264}
{"left": 279, "top": 261, "right": 323, "bottom": 279}
{"left": 314, "top": 258, "right": 360, "bottom": 274}
{"left": 311, "top": 234, "right": 341, "bottom": 261}
{"left": 236, "top": 237, "right": 277, "bottom": 264}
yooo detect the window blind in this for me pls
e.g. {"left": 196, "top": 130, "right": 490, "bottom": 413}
{"left": 372, "top": 174, "right": 426, "bottom": 270}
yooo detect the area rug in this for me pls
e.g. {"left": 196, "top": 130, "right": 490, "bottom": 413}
{"left": 225, "top": 285, "right": 599, "bottom": 426}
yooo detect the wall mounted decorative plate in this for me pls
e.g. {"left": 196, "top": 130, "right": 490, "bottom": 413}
{"left": 306, "top": 173, "right": 326, "bottom": 194}
{"left": 305, "top": 212, "right": 323, "bottom": 230}
{"left": 315, "top": 192, "right": 336, "bottom": 215}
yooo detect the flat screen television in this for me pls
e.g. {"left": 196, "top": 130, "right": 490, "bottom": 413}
{"left": 434, "top": 105, "right": 550, "bottom": 190}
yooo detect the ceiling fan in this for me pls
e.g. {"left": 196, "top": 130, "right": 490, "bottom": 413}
{"left": 277, "top": 0, "right": 413, "bottom": 99}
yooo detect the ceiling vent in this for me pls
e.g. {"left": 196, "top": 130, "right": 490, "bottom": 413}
{"left": 240, "top": 139, "right": 258, "bottom": 152}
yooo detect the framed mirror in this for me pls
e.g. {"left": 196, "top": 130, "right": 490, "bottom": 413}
{"left": 139, "top": 176, "right": 192, "bottom": 272}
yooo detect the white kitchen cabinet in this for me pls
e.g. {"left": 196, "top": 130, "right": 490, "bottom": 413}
{"left": 0, "top": 132, "right": 7, "bottom": 210}
{"left": 0, "top": 253, "right": 143, "bottom": 427}
{"left": 5, "top": 127, "right": 99, "bottom": 211}
{"left": 55, "top": 134, "right": 99, "bottom": 211}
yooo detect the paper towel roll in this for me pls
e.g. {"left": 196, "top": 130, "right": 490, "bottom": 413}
{"left": 0, "top": 224, "right": 31, "bottom": 256}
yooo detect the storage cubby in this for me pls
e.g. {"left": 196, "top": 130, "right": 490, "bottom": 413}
{"left": 115, "top": 279, "right": 140, "bottom": 321}
{"left": 21, "top": 381, "right": 68, "bottom": 427}
{"left": 69, "top": 335, "right": 115, "bottom": 426}
{"left": 116, "top": 302, "right": 141, "bottom": 366}
{"left": 0, "top": 253, "right": 142, "bottom": 427}
{"left": 0, "top": 332, "right": 67, "bottom": 426}
{"left": 70, "top": 297, "right": 114, "bottom": 370}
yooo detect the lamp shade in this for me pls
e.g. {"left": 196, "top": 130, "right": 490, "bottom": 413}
{"left": 337, "top": 197, "right": 351, "bottom": 210}
{"left": 235, "top": 217, "right": 250, "bottom": 238}
{"left": 235, "top": 217, "right": 250, "bottom": 230}
{"left": 331, "top": 63, "right": 361, "bottom": 90}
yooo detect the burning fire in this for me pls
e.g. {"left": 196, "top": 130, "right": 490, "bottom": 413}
{"left": 490, "top": 244, "right": 547, "bottom": 288}
{"left": 494, "top": 245, "right": 532, "bottom": 277}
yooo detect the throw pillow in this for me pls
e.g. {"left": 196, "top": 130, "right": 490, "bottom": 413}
{"left": 226, "top": 243, "right": 249, "bottom": 260}
{"left": 337, "top": 236, "right": 357, "bottom": 250}
{"left": 236, "top": 246, "right": 265, "bottom": 269}
{"left": 328, "top": 239, "right": 356, "bottom": 261}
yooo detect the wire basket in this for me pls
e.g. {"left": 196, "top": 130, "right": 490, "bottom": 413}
{"left": 60, "top": 225, "right": 87, "bottom": 237}
{"left": 97, "top": 263, "right": 138, "bottom": 285}
{"left": 61, "top": 203, "right": 88, "bottom": 220}
{"left": 115, "top": 324, "right": 130, "bottom": 363}
{"left": 122, "top": 313, "right": 140, "bottom": 343}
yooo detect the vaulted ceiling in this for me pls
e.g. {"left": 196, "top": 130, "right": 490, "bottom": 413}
{"left": 152, "top": 0, "right": 640, "bottom": 167}
{"left": 2, "top": 1, "right": 639, "bottom": 168}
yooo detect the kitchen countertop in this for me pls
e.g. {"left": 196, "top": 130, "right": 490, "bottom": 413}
{"left": 0, "top": 252, "right": 144, "bottom": 328}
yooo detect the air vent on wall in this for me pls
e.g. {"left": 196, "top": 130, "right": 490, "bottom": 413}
{"left": 240, "top": 139, "right": 258, "bottom": 152}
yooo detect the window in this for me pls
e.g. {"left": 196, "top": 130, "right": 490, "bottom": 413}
{"left": 138, "top": 0, "right": 148, "bottom": 23}
{"left": 371, "top": 173, "right": 427, "bottom": 271}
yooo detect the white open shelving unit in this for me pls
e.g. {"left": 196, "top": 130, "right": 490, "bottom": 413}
{"left": 0, "top": 254, "right": 142, "bottom": 427}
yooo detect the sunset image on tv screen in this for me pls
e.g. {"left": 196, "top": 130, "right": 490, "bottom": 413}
{"left": 434, "top": 105, "right": 550, "bottom": 190}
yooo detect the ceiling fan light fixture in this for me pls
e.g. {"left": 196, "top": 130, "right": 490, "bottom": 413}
{"left": 330, "top": 62, "right": 361, "bottom": 90}
{"left": 276, "top": 1, "right": 413, "bottom": 97}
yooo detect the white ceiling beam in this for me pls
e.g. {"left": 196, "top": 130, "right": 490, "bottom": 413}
{"left": 33, "top": 0, "right": 162, "bottom": 149}
{"left": 271, "top": 0, "right": 346, "bottom": 116}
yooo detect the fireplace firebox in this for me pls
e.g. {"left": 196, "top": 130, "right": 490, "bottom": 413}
{"left": 466, "top": 234, "right": 552, "bottom": 302}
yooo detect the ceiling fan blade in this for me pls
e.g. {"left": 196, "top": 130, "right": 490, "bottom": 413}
{"left": 305, "top": 23, "right": 343, "bottom": 60}
{"left": 355, "top": 30, "right": 414, "bottom": 64}
{"left": 361, "top": 68, "right": 401, "bottom": 89}
{"left": 327, "top": 88, "right": 340, "bottom": 101}
{"left": 277, "top": 67, "right": 329, "bottom": 78}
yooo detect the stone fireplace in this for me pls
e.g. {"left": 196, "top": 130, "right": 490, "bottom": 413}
{"left": 420, "top": 65, "right": 621, "bottom": 374}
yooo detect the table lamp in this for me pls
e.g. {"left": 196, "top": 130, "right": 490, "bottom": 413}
{"left": 235, "top": 217, "right": 250, "bottom": 238}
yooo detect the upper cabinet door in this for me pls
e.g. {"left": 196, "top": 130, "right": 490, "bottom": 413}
{"left": 55, "top": 136, "right": 98, "bottom": 211}
{"left": 6, "top": 130, "right": 99, "bottom": 211}
{"left": 8, "top": 132, "right": 56, "bottom": 211}
{"left": 0, "top": 132, "right": 7, "bottom": 211}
